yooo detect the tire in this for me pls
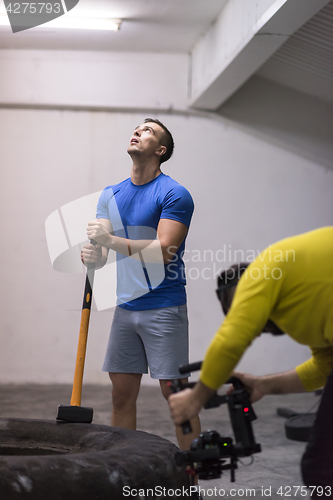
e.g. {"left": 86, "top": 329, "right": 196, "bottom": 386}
{"left": 0, "top": 418, "right": 190, "bottom": 500}
{"left": 285, "top": 413, "right": 317, "bottom": 442}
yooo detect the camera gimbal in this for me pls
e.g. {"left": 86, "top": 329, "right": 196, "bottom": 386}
{"left": 170, "top": 361, "right": 261, "bottom": 482}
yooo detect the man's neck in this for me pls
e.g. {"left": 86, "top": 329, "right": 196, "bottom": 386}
{"left": 130, "top": 159, "right": 162, "bottom": 186}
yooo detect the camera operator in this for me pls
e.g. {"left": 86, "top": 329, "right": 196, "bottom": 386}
{"left": 168, "top": 227, "right": 333, "bottom": 495}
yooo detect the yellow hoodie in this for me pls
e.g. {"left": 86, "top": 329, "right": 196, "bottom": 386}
{"left": 200, "top": 227, "right": 333, "bottom": 392}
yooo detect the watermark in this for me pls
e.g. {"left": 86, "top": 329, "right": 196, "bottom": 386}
{"left": 123, "top": 485, "right": 257, "bottom": 497}
{"left": 167, "top": 246, "right": 295, "bottom": 282}
{"left": 45, "top": 192, "right": 296, "bottom": 310}
{"left": 4, "top": 0, "right": 80, "bottom": 33}
{"left": 122, "top": 484, "right": 328, "bottom": 497}
{"left": 181, "top": 246, "right": 296, "bottom": 265}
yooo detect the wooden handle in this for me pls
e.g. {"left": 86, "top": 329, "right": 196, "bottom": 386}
{"left": 70, "top": 269, "right": 95, "bottom": 407}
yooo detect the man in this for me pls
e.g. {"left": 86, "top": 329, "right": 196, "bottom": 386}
{"left": 168, "top": 227, "right": 333, "bottom": 493}
{"left": 81, "top": 118, "right": 200, "bottom": 451}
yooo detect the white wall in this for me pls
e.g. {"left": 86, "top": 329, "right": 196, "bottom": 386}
{"left": 0, "top": 49, "right": 189, "bottom": 111}
{"left": 219, "top": 75, "right": 333, "bottom": 170}
{"left": 1, "top": 107, "right": 333, "bottom": 386}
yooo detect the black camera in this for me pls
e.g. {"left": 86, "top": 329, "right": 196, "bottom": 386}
{"left": 170, "top": 362, "right": 261, "bottom": 482}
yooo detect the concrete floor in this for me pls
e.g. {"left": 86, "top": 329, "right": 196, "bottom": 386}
{"left": 0, "top": 383, "right": 320, "bottom": 499}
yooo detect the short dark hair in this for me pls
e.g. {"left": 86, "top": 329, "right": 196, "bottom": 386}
{"left": 144, "top": 118, "right": 174, "bottom": 164}
{"left": 216, "top": 262, "right": 249, "bottom": 315}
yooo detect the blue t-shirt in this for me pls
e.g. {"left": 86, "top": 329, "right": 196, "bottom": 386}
{"left": 96, "top": 173, "right": 194, "bottom": 310}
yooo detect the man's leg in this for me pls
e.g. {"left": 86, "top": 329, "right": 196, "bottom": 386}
{"left": 109, "top": 372, "right": 142, "bottom": 430}
{"left": 103, "top": 308, "right": 148, "bottom": 430}
{"left": 159, "top": 378, "right": 201, "bottom": 450}
{"left": 137, "top": 305, "right": 201, "bottom": 447}
{"left": 301, "top": 368, "right": 333, "bottom": 496}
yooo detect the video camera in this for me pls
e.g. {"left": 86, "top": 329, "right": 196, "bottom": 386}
{"left": 170, "top": 361, "right": 261, "bottom": 482}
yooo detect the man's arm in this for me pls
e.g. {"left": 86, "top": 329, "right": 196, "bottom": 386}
{"left": 169, "top": 369, "right": 307, "bottom": 426}
{"left": 86, "top": 218, "right": 188, "bottom": 264}
{"left": 232, "top": 369, "right": 307, "bottom": 403}
{"left": 157, "top": 218, "right": 188, "bottom": 263}
{"left": 295, "top": 347, "right": 333, "bottom": 392}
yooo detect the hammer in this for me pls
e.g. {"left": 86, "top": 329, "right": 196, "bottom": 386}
{"left": 56, "top": 253, "right": 95, "bottom": 423}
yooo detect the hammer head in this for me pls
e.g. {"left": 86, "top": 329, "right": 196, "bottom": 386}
{"left": 56, "top": 405, "right": 93, "bottom": 423}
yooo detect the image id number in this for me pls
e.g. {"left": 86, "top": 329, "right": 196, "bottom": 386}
{"left": 277, "top": 486, "right": 332, "bottom": 496}
{"left": 6, "top": 3, "right": 62, "bottom": 15}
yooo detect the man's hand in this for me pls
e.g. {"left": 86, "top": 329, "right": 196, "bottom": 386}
{"left": 81, "top": 242, "right": 106, "bottom": 268}
{"left": 231, "top": 372, "right": 265, "bottom": 403}
{"left": 87, "top": 220, "right": 113, "bottom": 247}
{"left": 168, "top": 380, "right": 215, "bottom": 426}
{"left": 231, "top": 368, "right": 306, "bottom": 403}
{"left": 169, "top": 388, "right": 203, "bottom": 426}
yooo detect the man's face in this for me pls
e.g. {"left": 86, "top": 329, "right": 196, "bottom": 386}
{"left": 127, "top": 122, "right": 165, "bottom": 159}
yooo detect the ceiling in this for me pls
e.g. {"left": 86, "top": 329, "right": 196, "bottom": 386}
{"left": 257, "top": 0, "right": 333, "bottom": 104}
{"left": 0, "top": 0, "right": 228, "bottom": 52}
{"left": 0, "top": 0, "right": 331, "bottom": 106}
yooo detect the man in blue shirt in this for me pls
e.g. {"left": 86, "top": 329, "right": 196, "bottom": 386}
{"left": 81, "top": 118, "right": 200, "bottom": 450}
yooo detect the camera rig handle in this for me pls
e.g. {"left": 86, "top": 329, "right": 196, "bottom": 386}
{"left": 168, "top": 380, "right": 193, "bottom": 435}
{"left": 179, "top": 361, "right": 203, "bottom": 374}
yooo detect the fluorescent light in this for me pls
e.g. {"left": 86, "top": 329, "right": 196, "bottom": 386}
{"left": 46, "top": 17, "right": 121, "bottom": 31}
{"left": 0, "top": 15, "right": 121, "bottom": 31}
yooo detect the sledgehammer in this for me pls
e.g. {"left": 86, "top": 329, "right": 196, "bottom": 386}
{"left": 56, "top": 261, "right": 95, "bottom": 423}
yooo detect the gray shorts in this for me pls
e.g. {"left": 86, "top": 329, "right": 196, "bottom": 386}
{"left": 102, "top": 304, "right": 189, "bottom": 379}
